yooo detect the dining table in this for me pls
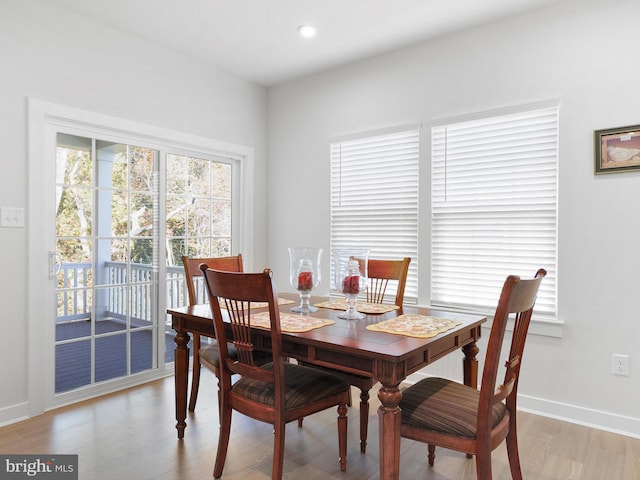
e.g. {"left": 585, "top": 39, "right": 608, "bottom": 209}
{"left": 168, "top": 292, "right": 486, "bottom": 480}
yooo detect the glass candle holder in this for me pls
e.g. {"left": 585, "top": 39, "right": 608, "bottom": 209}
{"left": 288, "top": 247, "right": 322, "bottom": 314}
{"left": 332, "top": 248, "right": 369, "bottom": 320}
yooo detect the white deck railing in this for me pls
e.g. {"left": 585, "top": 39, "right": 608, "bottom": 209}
{"left": 57, "top": 262, "right": 186, "bottom": 324}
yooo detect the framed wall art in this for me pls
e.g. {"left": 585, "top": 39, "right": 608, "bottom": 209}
{"left": 594, "top": 124, "right": 640, "bottom": 174}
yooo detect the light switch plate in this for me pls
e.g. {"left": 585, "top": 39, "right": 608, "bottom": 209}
{"left": 0, "top": 207, "right": 25, "bottom": 227}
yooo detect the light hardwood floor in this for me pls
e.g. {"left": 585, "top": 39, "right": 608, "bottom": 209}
{"left": 1, "top": 376, "right": 638, "bottom": 480}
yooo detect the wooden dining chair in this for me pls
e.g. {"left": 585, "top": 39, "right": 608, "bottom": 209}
{"left": 201, "top": 267, "right": 350, "bottom": 479}
{"left": 181, "top": 254, "right": 244, "bottom": 412}
{"left": 366, "top": 257, "right": 411, "bottom": 307}
{"left": 301, "top": 256, "right": 411, "bottom": 453}
{"left": 399, "top": 268, "right": 546, "bottom": 480}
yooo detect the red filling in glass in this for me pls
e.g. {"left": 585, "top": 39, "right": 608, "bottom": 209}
{"left": 342, "top": 275, "right": 360, "bottom": 294}
{"left": 297, "top": 271, "right": 313, "bottom": 291}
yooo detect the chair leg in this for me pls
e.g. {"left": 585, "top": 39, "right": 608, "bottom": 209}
{"left": 272, "top": 420, "right": 286, "bottom": 480}
{"left": 427, "top": 444, "right": 436, "bottom": 466}
{"left": 338, "top": 402, "right": 348, "bottom": 472}
{"left": 188, "top": 334, "right": 201, "bottom": 412}
{"left": 214, "top": 367, "right": 222, "bottom": 421}
{"left": 506, "top": 417, "right": 523, "bottom": 480}
{"left": 474, "top": 445, "right": 493, "bottom": 480}
{"left": 213, "top": 401, "right": 232, "bottom": 479}
{"left": 358, "top": 389, "right": 369, "bottom": 453}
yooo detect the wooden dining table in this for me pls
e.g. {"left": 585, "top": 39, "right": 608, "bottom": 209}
{"left": 168, "top": 292, "right": 486, "bottom": 480}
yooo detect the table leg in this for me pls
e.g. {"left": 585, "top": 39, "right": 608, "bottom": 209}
{"left": 359, "top": 389, "right": 369, "bottom": 453}
{"left": 377, "top": 381, "right": 402, "bottom": 480}
{"left": 462, "top": 341, "right": 479, "bottom": 388}
{"left": 174, "top": 328, "right": 190, "bottom": 439}
{"left": 463, "top": 340, "right": 479, "bottom": 459}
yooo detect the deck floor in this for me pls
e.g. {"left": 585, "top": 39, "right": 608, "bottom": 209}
{"left": 55, "top": 319, "right": 179, "bottom": 393}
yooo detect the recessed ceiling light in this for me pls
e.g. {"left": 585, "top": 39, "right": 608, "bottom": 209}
{"left": 297, "top": 25, "right": 317, "bottom": 38}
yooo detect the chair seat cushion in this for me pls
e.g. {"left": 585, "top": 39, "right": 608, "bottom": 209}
{"left": 399, "top": 377, "right": 506, "bottom": 439}
{"left": 233, "top": 362, "right": 350, "bottom": 409}
{"left": 199, "top": 343, "right": 270, "bottom": 367}
{"left": 198, "top": 342, "right": 230, "bottom": 367}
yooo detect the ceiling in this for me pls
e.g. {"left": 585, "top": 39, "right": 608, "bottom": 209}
{"left": 49, "top": 0, "right": 562, "bottom": 87}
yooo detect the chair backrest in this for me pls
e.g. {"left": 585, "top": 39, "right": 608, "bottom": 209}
{"left": 201, "top": 267, "right": 284, "bottom": 389}
{"left": 366, "top": 257, "right": 411, "bottom": 307}
{"left": 479, "top": 269, "right": 546, "bottom": 422}
{"left": 181, "top": 254, "right": 243, "bottom": 306}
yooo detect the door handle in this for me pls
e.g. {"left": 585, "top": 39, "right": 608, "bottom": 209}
{"left": 49, "top": 251, "right": 62, "bottom": 278}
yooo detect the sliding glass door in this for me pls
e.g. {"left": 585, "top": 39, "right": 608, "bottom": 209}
{"left": 53, "top": 132, "right": 238, "bottom": 397}
{"left": 28, "top": 100, "right": 250, "bottom": 411}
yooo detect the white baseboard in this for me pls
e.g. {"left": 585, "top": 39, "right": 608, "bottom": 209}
{"left": 0, "top": 402, "right": 29, "bottom": 429}
{"left": 518, "top": 393, "right": 640, "bottom": 439}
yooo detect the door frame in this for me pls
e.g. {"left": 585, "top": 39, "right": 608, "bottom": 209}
{"left": 28, "top": 98, "right": 254, "bottom": 414}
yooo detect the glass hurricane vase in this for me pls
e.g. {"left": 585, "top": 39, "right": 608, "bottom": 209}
{"left": 332, "top": 248, "right": 369, "bottom": 320}
{"left": 288, "top": 247, "right": 322, "bottom": 314}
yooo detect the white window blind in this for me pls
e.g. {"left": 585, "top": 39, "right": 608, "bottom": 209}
{"left": 330, "top": 127, "right": 419, "bottom": 303}
{"left": 431, "top": 105, "right": 557, "bottom": 319}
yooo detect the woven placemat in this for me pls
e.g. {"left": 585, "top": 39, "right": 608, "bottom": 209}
{"left": 251, "top": 311, "right": 335, "bottom": 332}
{"left": 366, "top": 314, "right": 461, "bottom": 338}
{"left": 314, "top": 299, "right": 399, "bottom": 314}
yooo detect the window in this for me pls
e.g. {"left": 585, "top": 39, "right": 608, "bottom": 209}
{"left": 431, "top": 103, "right": 557, "bottom": 319}
{"left": 330, "top": 127, "right": 419, "bottom": 302}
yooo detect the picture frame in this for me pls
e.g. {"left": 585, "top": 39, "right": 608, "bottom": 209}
{"left": 594, "top": 124, "right": 640, "bottom": 174}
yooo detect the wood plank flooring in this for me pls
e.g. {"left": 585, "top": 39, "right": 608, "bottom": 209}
{"left": 1, "top": 376, "right": 638, "bottom": 479}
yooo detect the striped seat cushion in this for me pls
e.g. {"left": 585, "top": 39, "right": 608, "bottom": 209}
{"left": 400, "top": 377, "right": 506, "bottom": 439}
{"left": 233, "top": 363, "right": 350, "bottom": 408}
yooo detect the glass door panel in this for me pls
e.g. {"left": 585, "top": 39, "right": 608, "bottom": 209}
{"left": 55, "top": 133, "right": 159, "bottom": 394}
{"left": 164, "top": 153, "right": 233, "bottom": 311}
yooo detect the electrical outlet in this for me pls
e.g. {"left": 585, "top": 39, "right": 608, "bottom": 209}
{"left": 612, "top": 354, "right": 629, "bottom": 376}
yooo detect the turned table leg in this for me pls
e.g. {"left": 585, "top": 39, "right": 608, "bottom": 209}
{"left": 359, "top": 389, "right": 370, "bottom": 453}
{"left": 377, "top": 382, "right": 402, "bottom": 480}
{"left": 463, "top": 340, "right": 479, "bottom": 458}
{"left": 463, "top": 341, "right": 479, "bottom": 388}
{"left": 174, "top": 329, "right": 190, "bottom": 439}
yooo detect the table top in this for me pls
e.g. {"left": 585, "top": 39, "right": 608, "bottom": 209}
{"left": 168, "top": 293, "right": 486, "bottom": 363}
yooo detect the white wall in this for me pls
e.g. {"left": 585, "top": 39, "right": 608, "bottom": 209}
{"left": 0, "top": 0, "right": 267, "bottom": 420}
{"left": 267, "top": 0, "right": 640, "bottom": 437}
